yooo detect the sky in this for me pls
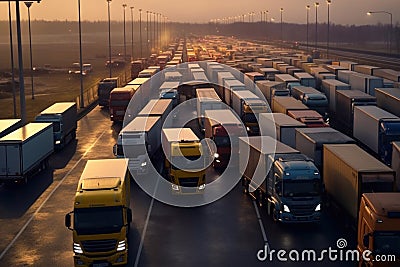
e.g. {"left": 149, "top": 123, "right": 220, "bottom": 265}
{"left": 1, "top": 0, "right": 399, "bottom": 25}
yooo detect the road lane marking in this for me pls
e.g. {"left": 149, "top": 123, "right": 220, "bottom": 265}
{"left": 252, "top": 200, "right": 268, "bottom": 243}
{"left": 0, "top": 129, "right": 107, "bottom": 260}
{"left": 134, "top": 178, "right": 160, "bottom": 267}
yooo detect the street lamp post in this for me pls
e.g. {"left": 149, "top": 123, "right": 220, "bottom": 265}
{"left": 139, "top": 8, "right": 142, "bottom": 58}
{"left": 130, "top": 6, "right": 134, "bottom": 61}
{"left": 327, "top": 0, "right": 331, "bottom": 57}
{"left": 146, "top": 11, "right": 149, "bottom": 55}
{"left": 367, "top": 11, "right": 393, "bottom": 54}
{"left": 280, "top": 8, "right": 283, "bottom": 46}
{"left": 306, "top": 5, "right": 310, "bottom": 52}
{"left": 153, "top": 12, "right": 156, "bottom": 52}
{"left": 77, "top": 0, "right": 84, "bottom": 108}
{"left": 25, "top": 1, "right": 34, "bottom": 100}
{"left": 8, "top": 1, "right": 17, "bottom": 117}
{"left": 315, "top": 2, "right": 319, "bottom": 49}
{"left": 107, "top": 0, "right": 112, "bottom": 78}
{"left": 122, "top": 4, "right": 127, "bottom": 62}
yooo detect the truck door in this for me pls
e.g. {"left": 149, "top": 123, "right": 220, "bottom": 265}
{"left": 6, "top": 145, "right": 21, "bottom": 176}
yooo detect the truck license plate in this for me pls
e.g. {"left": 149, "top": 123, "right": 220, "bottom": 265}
{"left": 93, "top": 263, "right": 109, "bottom": 267}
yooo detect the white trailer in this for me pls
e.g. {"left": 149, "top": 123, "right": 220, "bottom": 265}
{"left": 0, "top": 123, "right": 54, "bottom": 183}
{"left": 196, "top": 88, "right": 224, "bottom": 129}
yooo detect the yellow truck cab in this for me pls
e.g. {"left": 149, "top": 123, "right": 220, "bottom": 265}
{"left": 65, "top": 159, "right": 132, "bottom": 267}
{"left": 162, "top": 128, "right": 206, "bottom": 193}
{"left": 358, "top": 193, "right": 400, "bottom": 266}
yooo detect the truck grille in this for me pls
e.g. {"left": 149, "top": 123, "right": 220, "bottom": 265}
{"left": 178, "top": 177, "right": 199, "bottom": 187}
{"left": 81, "top": 239, "right": 117, "bottom": 253}
{"left": 290, "top": 205, "right": 315, "bottom": 216}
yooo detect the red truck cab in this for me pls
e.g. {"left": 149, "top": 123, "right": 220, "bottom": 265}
{"left": 109, "top": 87, "right": 135, "bottom": 122}
{"left": 204, "top": 109, "right": 244, "bottom": 169}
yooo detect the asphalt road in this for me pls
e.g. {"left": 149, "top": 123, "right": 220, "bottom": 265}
{"left": 0, "top": 105, "right": 356, "bottom": 267}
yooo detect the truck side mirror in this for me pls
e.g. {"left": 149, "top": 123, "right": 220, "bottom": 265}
{"left": 113, "top": 144, "right": 117, "bottom": 156}
{"left": 363, "top": 234, "right": 370, "bottom": 248}
{"left": 65, "top": 212, "right": 73, "bottom": 230}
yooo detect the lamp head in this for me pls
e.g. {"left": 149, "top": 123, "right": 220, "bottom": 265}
{"left": 367, "top": 12, "right": 372, "bottom": 16}
{"left": 315, "top": 2, "right": 319, "bottom": 7}
{"left": 327, "top": 0, "right": 331, "bottom": 4}
{"left": 306, "top": 5, "right": 310, "bottom": 10}
{"left": 24, "top": 1, "right": 33, "bottom": 7}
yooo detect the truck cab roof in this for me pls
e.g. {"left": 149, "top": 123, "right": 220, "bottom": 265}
{"left": 363, "top": 193, "right": 400, "bottom": 217}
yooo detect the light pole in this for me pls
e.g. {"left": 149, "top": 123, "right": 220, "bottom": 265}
{"left": 153, "top": 12, "right": 156, "bottom": 52}
{"left": 280, "top": 8, "right": 284, "bottom": 46}
{"left": 326, "top": 0, "right": 331, "bottom": 57}
{"left": 146, "top": 11, "right": 149, "bottom": 55}
{"left": 139, "top": 8, "right": 142, "bottom": 58}
{"left": 107, "top": 0, "right": 112, "bottom": 78}
{"left": 8, "top": 1, "right": 17, "bottom": 117}
{"left": 122, "top": 4, "right": 127, "bottom": 62}
{"left": 367, "top": 11, "right": 393, "bottom": 54}
{"left": 306, "top": 5, "right": 310, "bottom": 52}
{"left": 25, "top": 1, "right": 34, "bottom": 100}
{"left": 315, "top": 2, "right": 319, "bottom": 49}
{"left": 130, "top": 6, "right": 134, "bottom": 61}
{"left": 77, "top": 0, "right": 84, "bottom": 108}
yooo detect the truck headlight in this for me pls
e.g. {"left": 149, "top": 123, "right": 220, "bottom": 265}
{"left": 55, "top": 140, "right": 61, "bottom": 145}
{"left": 315, "top": 204, "right": 321, "bottom": 211}
{"left": 199, "top": 184, "right": 205, "bottom": 190}
{"left": 214, "top": 153, "right": 219, "bottom": 159}
{"left": 172, "top": 184, "right": 179, "bottom": 191}
{"left": 141, "top": 161, "right": 147, "bottom": 167}
{"left": 117, "top": 240, "right": 126, "bottom": 252}
{"left": 283, "top": 205, "right": 290, "bottom": 213}
{"left": 246, "top": 127, "right": 250, "bottom": 132}
{"left": 73, "top": 243, "right": 83, "bottom": 254}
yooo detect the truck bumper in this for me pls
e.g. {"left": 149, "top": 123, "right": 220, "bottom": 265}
{"left": 278, "top": 211, "right": 321, "bottom": 223}
{"left": 73, "top": 250, "right": 127, "bottom": 267}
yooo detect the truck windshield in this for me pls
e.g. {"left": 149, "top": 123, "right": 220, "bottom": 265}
{"left": 373, "top": 231, "right": 400, "bottom": 256}
{"left": 110, "top": 100, "right": 130, "bottom": 107}
{"left": 214, "top": 136, "right": 230, "bottom": 147}
{"left": 74, "top": 206, "right": 124, "bottom": 235}
{"left": 282, "top": 179, "right": 320, "bottom": 197}
{"left": 242, "top": 113, "right": 257, "bottom": 123}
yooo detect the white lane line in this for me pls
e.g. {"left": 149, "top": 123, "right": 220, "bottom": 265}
{"left": 0, "top": 129, "right": 107, "bottom": 260}
{"left": 134, "top": 178, "right": 160, "bottom": 267}
{"left": 252, "top": 200, "right": 268, "bottom": 243}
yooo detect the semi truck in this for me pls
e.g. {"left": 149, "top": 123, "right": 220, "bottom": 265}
{"left": 256, "top": 80, "right": 288, "bottom": 104}
{"left": 287, "top": 110, "right": 328, "bottom": 128}
{"left": 334, "top": 90, "right": 376, "bottom": 135}
{"left": 204, "top": 109, "right": 244, "bottom": 169}
{"left": 137, "top": 99, "right": 172, "bottom": 126}
{"left": 294, "top": 72, "right": 317, "bottom": 88}
{"left": 323, "top": 144, "right": 395, "bottom": 223}
{"left": 272, "top": 96, "right": 309, "bottom": 115}
{"left": 353, "top": 106, "right": 400, "bottom": 165}
{"left": 372, "top": 68, "right": 400, "bottom": 82}
{"left": 223, "top": 79, "right": 246, "bottom": 107}
{"left": 0, "top": 123, "right": 54, "bottom": 183}
{"left": 159, "top": 81, "right": 179, "bottom": 107}
{"left": 357, "top": 193, "right": 400, "bottom": 267}
{"left": 35, "top": 102, "right": 77, "bottom": 149}
{"left": 216, "top": 71, "right": 235, "bottom": 100}
{"left": 257, "top": 68, "right": 279, "bottom": 81}
{"left": 231, "top": 90, "right": 268, "bottom": 135}
{"left": 239, "top": 136, "right": 322, "bottom": 223}
{"left": 291, "top": 86, "right": 328, "bottom": 115}
{"left": 274, "top": 74, "right": 301, "bottom": 92}
{"left": 97, "top": 77, "right": 121, "bottom": 107}
{"left": 260, "top": 113, "right": 306, "bottom": 148}
{"left": 321, "top": 79, "right": 351, "bottom": 115}
{"left": 109, "top": 87, "right": 135, "bottom": 122}
{"left": 162, "top": 128, "right": 206, "bottom": 193}
{"left": 65, "top": 159, "right": 132, "bottom": 267}
{"left": 392, "top": 142, "right": 400, "bottom": 191}
{"left": 196, "top": 88, "right": 224, "bottom": 130}
{"left": 0, "top": 119, "right": 21, "bottom": 138}
{"left": 114, "top": 116, "right": 161, "bottom": 174}
{"left": 375, "top": 88, "right": 400, "bottom": 118}
{"left": 131, "top": 60, "right": 144, "bottom": 79}
{"left": 295, "top": 127, "right": 354, "bottom": 169}
{"left": 245, "top": 72, "right": 265, "bottom": 83}
{"left": 349, "top": 73, "right": 384, "bottom": 96}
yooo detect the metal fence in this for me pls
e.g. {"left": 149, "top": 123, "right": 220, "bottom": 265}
{"left": 74, "top": 65, "right": 131, "bottom": 111}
